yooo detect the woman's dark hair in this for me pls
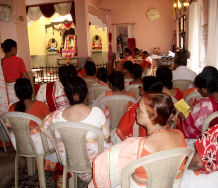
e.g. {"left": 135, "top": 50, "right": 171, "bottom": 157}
{"left": 58, "top": 65, "right": 77, "bottom": 86}
{"left": 1, "top": 39, "right": 17, "bottom": 53}
{"left": 156, "top": 65, "right": 173, "bottom": 89}
{"left": 142, "top": 76, "right": 163, "bottom": 92}
{"left": 123, "top": 61, "right": 133, "bottom": 72}
{"left": 176, "top": 49, "right": 190, "bottom": 59}
{"left": 68, "top": 64, "right": 78, "bottom": 78}
{"left": 142, "top": 51, "right": 149, "bottom": 56}
{"left": 96, "top": 67, "right": 108, "bottom": 83}
{"left": 174, "top": 56, "right": 187, "bottom": 66}
{"left": 108, "top": 71, "right": 124, "bottom": 90}
{"left": 85, "top": 61, "right": 96, "bottom": 76}
{"left": 124, "top": 48, "right": 132, "bottom": 55}
{"left": 134, "top": 48, "right": 139, "bottom": 54}
{"left": 64, "top": 76, "right": 88, "bottom": 105}
{"left": 130, "top": 64, "right": 142, "bottom": 79}
{"left": 194, "top": 66, "right": 218, "bottom": 94}
{"left": 142, "top": 93, "right": 176, "bottom": 126}
{"left": 14, "top": 78, "right": 33, "bottom": 112}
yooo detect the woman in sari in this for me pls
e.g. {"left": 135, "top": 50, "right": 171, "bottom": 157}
{"left": 0, "top": 39, "right": 29, "bottom": 113}
{"left": 114, "top": 76, "right": 163, "bottom": 143}
{"left": 89, "top": 93, "right": 186, "bottom": 187}
{"left": 118, "top": 48, "right": 134, "bottom": 71}
{"left": 7, "top": 78, "right": 51, "bottom": 167}
{"left": 179, "top": 124, "right": 218, "bottom": 188}
{"left": 180, "top": 66, "right": 218, "bottom": 139}
{"left": 42, "top": 76, "right": 111, "bottom": 178}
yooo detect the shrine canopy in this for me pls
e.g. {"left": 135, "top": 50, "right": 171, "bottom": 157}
{"left": 26, "top": 2, "right": 75, "bottom": 24}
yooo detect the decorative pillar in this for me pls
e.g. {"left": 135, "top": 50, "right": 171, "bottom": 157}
{"left": 74, "top": 0, "right": 90, "bottom": 68}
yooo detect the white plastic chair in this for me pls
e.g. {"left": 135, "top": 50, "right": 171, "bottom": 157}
{"left": 133, "top": 121, "right": 140, "bottom": 137}
{"left": 83, "top": 78, "right": 97, "bottom": 88}
{"left": 173, "top": 79, "right": 194, "bottom": 92}
{"left": 185, "top": 91, "right": 202, "bottom": 106}
{"left": 89, "top": 84, "right": 111, "bottom": 100}
{"left": 202, "top": 111, "right": 218, "bottom": 133}
{"left": 44, "top": 122, "right": 104, "bottom": 188}
{"left": 171, "top": 96, "right": 178, "bottom": 104}
{"left": 0, "top": 112, "right": 54, "bottom": 188}
{"left": 0, "top": 121, "right": 9, "bottom": 152}
{"left": 126, "top": 84, "right": 140, "bottom": 100}
{"left": 95, "top": 95, "right": 137, "bottom": 130}
{"left": 121, "top": 147, "right": 194, "bottom": 188}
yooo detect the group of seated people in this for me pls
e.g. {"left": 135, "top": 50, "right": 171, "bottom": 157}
{"left": 4, "top": 49, "right": 218, "bottom": 187}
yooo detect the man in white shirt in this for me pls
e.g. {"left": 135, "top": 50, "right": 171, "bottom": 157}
{"left": 172, "top": 56, "right": 197, "bottom": 81}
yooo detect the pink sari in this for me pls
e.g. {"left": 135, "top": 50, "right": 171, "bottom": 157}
{"left": 181, "top": 96, "right": 218, "bottom": 139}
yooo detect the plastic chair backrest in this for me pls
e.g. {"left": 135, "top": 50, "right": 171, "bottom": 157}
{"left": 0, "top": 112, "right": 42, "bottom": 157}
{"left": 95, "top": 95, "right": 137, "bottom": 130}
{"left": 121, "top": 147, "right": 194, "bottom": 188}
{"left": 90, "top": 85, "right": 111, "bottom": 100}
{"left": 83, "top": 78, "right": 97, "bottom": 88}
{"left": 48, "top": 122, "right": 104, "bottom": 173}
{"left": 132, "top": 121, "right": 139, "bottom": 137}
{"left": 202, "top": 111, "right": 218, "bottom": 133}
{"left": 126, "top": 84, "right": 140, "bottom": 100}
{"left": 173, "top": 79, "right": 194, "bottom": 92}
{"left": 185, "top": 91, "right": 202, "bottom": 106}
{"left": 171, "top": 96, "right": 178, "bottom": 104}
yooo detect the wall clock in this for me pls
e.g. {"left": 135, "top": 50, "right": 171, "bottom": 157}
{"left": 147, "top": 9, "right": 160, "bottom": 22}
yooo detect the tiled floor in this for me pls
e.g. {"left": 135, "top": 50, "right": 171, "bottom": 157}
{"left": 0, "top": 147, "right": 88, "bottom": 188}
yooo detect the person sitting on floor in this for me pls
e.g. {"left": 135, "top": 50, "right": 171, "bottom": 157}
{"left": 180, "top": 66, "right": 218, "bottom": 139}
{"left": 89, "top": 93, "right": 186, "bottom": 187}
{"left": 36, "top": 65, "right": 77, "bottom": 112}
{"left": 113, "top": 76, "right": 163, "bottom": 143}
{"left": 156, "top": 65, "right": 183, "bottom": 102}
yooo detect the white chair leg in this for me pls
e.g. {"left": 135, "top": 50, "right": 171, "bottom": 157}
{"left": 69, "top": 172, "right": 77, "bottom": 188}
{"left": 15, "top": 153, "right": 19, "bottom": 188}
{"left": 0, "top": 127, "right": 7, "bottom": 152}
{"left": 62, "top": 166, "right": 67, "bottom": 188}
{"left": 36, "top": 155, "right": 46, "bottom": 188}
{"left": 27, "top": 157, "right": 35, "bottom": 176}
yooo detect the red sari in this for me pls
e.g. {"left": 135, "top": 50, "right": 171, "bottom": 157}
{"left": 116, "top": 103, "right": 146, "bottom": 140}
{"left": 195, "top": 124, "right": 218, "bottom": 174}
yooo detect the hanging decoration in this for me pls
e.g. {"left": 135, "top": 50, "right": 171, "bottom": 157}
{"left": 26, "top": 2, "right": 76, "bottom": 24}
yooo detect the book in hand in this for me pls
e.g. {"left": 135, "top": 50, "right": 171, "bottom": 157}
{"left": 174, "top": 99, "right": 191, "bottom": 118}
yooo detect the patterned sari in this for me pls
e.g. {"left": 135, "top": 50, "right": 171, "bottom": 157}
{"left": 195, "top": 124, "right": 218, "bottom": 174}
{"left": 181, "top": 96, "right": 218, "bottom": 139}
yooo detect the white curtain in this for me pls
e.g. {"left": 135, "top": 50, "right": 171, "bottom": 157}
{"left": 54, "top": 3, "right": 72, "bottom": 16}
{"left": 27, "top": 6, "right": 42, "bottom": 21}
{"left": 206, "top": 0, "right": 218, "bottom": 69}
{"left": 27, "top": 2, "right": 72, "bottom": 21}
{"left": 188, "top": 1, "right": 202, "bottom": 73}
